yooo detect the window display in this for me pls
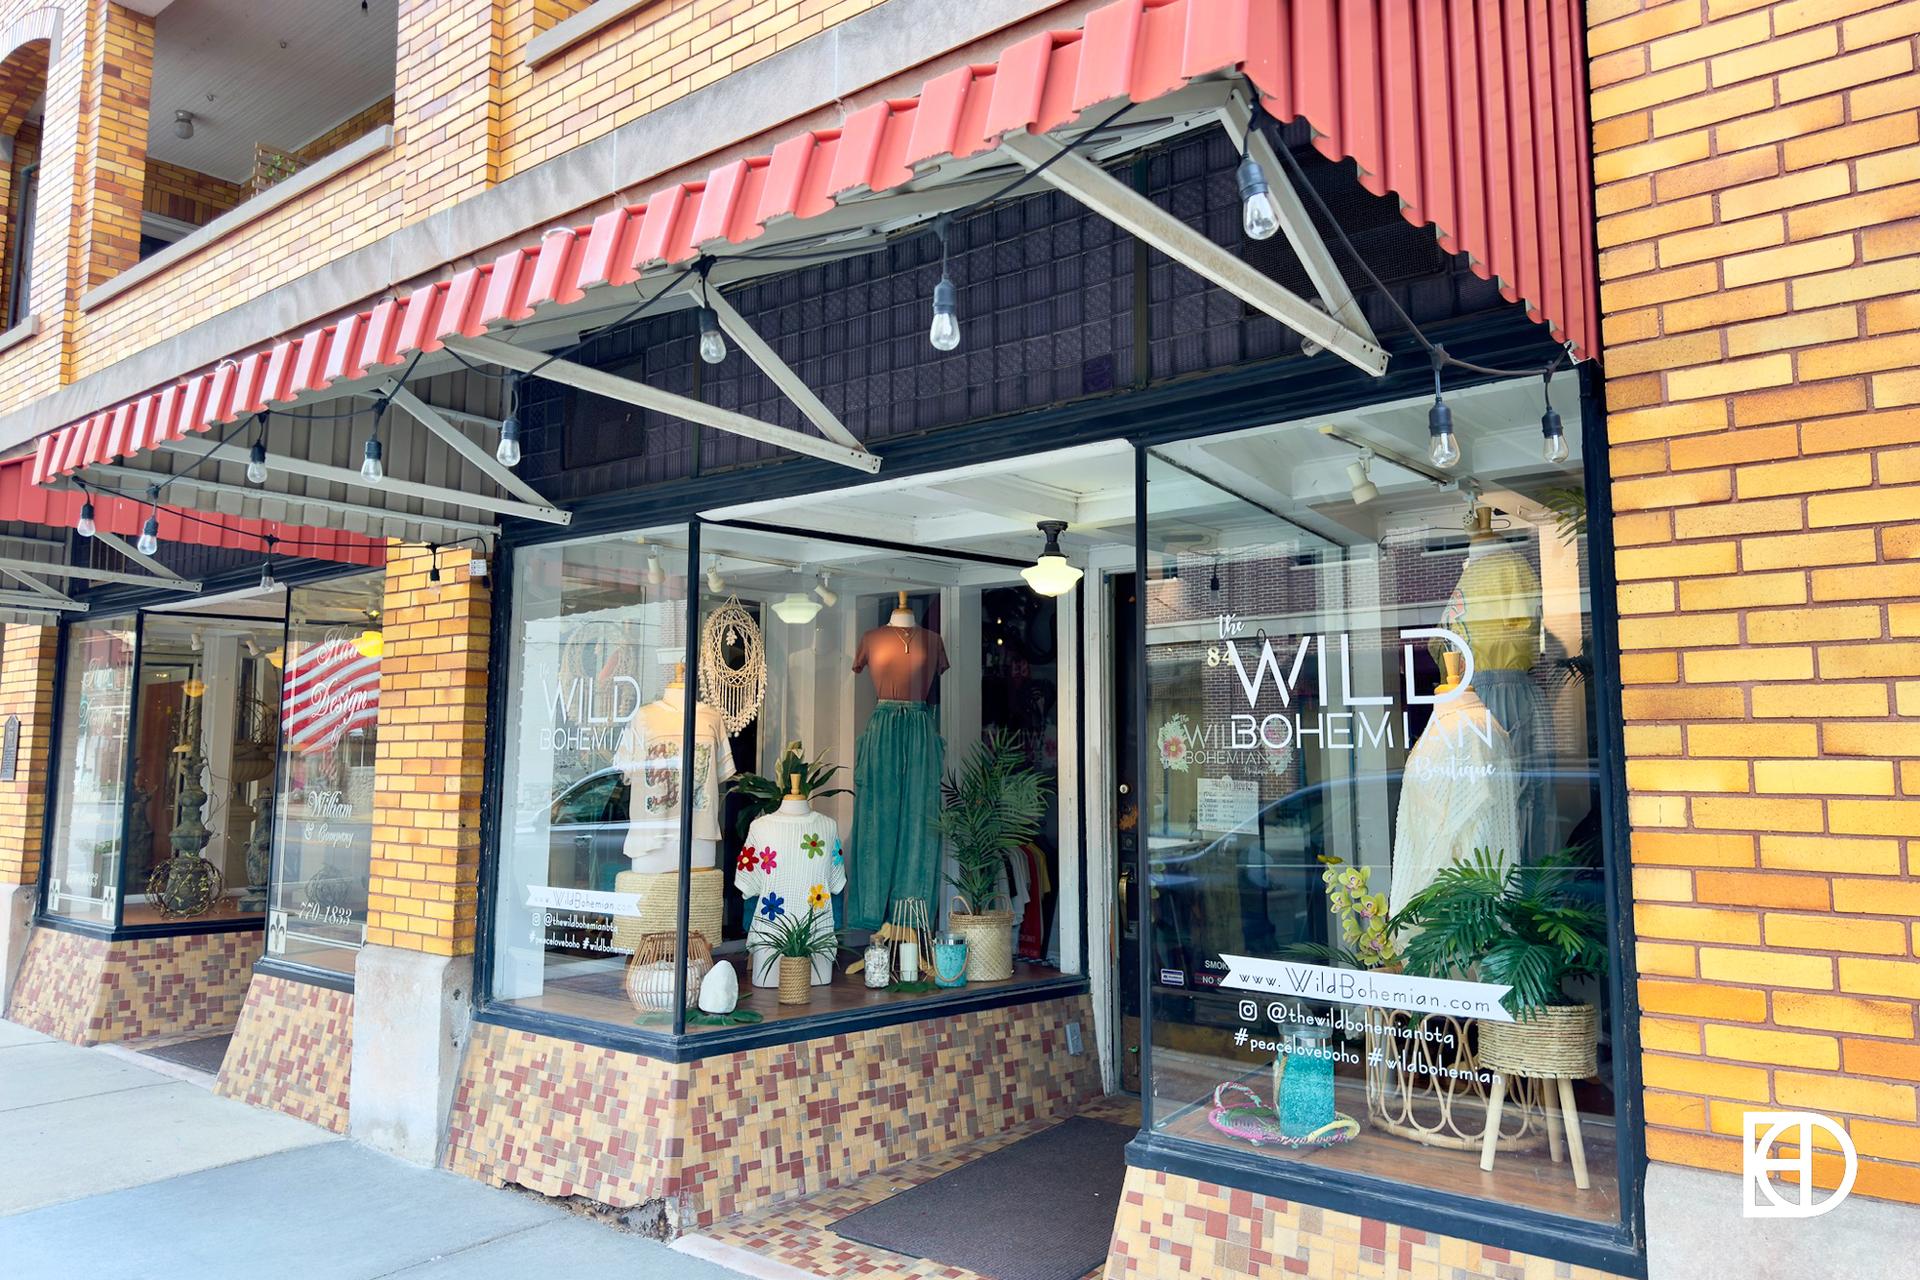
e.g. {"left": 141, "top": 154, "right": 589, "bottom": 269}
{"left": 489, "top": 518, "right": 1076, "bottom": 1036}
{"left": 267, "top": 573, "right": 383, "bottom": 973}
{"left": 1142, "top": 416, "right": 1619, "bottom": 1224}
{"left": 123, "top": 615, "right": 284, "bottom": 926}
{"left": 44, "top": 616, "right": 136, "bottom": 924}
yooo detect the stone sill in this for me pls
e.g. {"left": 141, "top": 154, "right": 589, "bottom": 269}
{"left": 81, "top": 127, "right": 395, "bottom": 313}
{"left": 525, "top": 0, "right": 662, "bottom": 67}
{"left": 0, "top": 312, "right": 41, "bottom": 357}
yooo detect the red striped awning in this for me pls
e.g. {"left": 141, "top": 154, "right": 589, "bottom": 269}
{"left": 28, "top": 0, "right": 1594, "bottom": 489}
{"left": 0, "top": 456, "right": 383, "bottom": 566}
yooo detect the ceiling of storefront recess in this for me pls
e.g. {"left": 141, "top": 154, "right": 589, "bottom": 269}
{"left": 145, "top": 0, "right": 397, "bottom": 183}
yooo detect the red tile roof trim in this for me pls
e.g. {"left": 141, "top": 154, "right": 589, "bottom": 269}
{"left": 28, "top": 0, "right": 1594, "bottom": 491}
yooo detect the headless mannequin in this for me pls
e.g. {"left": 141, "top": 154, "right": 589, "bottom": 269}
{"left": 739, "top": 782, "right": 845, "bottom": 987}
{"left": 618, "top": 662, "right": 725, "bottom": 872}
{"left": 854, "top": 592, "right": 950, "bottom": 703}
{"left": 888, "top": 590, "right": 915, "bottom": 628}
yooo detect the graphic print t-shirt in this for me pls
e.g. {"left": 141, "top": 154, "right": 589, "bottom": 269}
{"left": 612, "top": 698, "right": 736, "bottom": 862}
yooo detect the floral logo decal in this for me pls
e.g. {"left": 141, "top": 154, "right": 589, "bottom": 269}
{"left": 760, "top": 891, "right": 786, "bottom": 921}
{"left": 807, "top": 884, "right": 829, "bottom": 910}
{"left": 1156, "top": 714, "right": 1193, "bottom": 773}
{"left": 801, "top": 832, "right": 825, "bottom": 858}
{"left": 736, "top": 847, "right": 759, "bottom": 874}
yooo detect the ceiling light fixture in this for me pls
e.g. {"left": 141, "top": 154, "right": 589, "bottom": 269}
{"left": 1021, "top": 520, "right": 1083, "bottom": 597}
{"left": 814, "top": 573, "right": 837, "bottom": 607}
{"left": 772, "top": 590, "right": 822, "bottom": 624}
{"left": 173, "top": 109, "right": 194, "bottom": 140}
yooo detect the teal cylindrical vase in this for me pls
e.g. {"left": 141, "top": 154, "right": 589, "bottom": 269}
{"left": 1278, "top": 1022, "right": 1337, "bottom": 1139}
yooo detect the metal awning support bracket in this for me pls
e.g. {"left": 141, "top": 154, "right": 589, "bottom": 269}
{"left": 442, "top": 333, "right": 882, "bottom": 474}
{"left": 999, "top": 131, "right": 1388, "bottom": 377}
{"left": 682, "top": 282, "right": 866, "bottom": 453}
{"left": 92, "top": 529, "right": 181, "bottom": 579}
{"left": 0, "top": 554, "right": 201, "bottom": 592}
{"left": 378, "top": 382, "right": 573, "bottom": 523}
{"left": 1219, "top": 90, "right": 1377, "bottom": 347}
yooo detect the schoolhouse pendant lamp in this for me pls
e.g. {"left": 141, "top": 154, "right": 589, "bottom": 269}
{"left": 772, "top": 588, "right": 822, "bottom": 624}
{"left": 928, "top": 215, "right": 961, "bottom": 352}
{"left": 1426, "top": 347, "right": 1459, "bottom": 469}
{"left": 1022, "top": 520, "right": 1083, "bottom": 596}
{"left": 1540, "top": 370, "right": 1568, "bottom": 464}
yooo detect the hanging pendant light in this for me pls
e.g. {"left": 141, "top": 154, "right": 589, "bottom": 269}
{"left": 76, "top": 499, "right": 97, "bottom": 538}
{"left": 1426, "top": 347, "right": 1459, "bottom": 469}
{"left": 1021, "top": 520, "right": 1084, "bottom": 596}
{"left": 496, "top": 377, "right": 523, "bottom": 467}
{"left": 1540, "top": 369, "right": 1568, "bottom": 464}
{"left": 137, "top": 490, "right": 161, "bottom": 556}
{"left": 772, "top": 590, "right": 822, "bottom": 624}
{"left": 928, "top": 216, "right": 961, "bottom": 351}
{"left": 1236, "top": 153, "right": 1279, "bottom": 241}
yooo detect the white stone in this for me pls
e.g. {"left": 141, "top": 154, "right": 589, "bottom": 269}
{"left": 698, "top": 960, "right": 739, "bottom": 1014}
{"left": 349, "top": 946, "right": 472, "bottom": 1167}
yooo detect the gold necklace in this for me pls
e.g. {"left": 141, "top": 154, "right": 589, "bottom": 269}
{"left": 892, "top": 625, "right": 912, "bottom": 654}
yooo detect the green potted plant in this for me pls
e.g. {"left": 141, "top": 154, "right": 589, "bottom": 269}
{"left": 934, "top": 728, "right": 1051, "bottom": 981}
{"left": 727, "top": 739, "right": 850, "bottom": 837}
{"left": 752, "top": 907, "right": 839, "bottom": 1006}
{"left": 1396, "top": 848, "right": 1609, "bottom": 1078}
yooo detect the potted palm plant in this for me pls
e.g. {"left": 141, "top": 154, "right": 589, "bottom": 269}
{"left": 727, "top": 740, "right": 850, "bottom": 838}
{"left": 752, "top": 908, "right": 840, "bottom": 1006}
{"left": 1396, "top": 849, "right": 1609, "bottom": 1079}
{"left": 934, "top": 729, "right": 1051, "bottom": 981}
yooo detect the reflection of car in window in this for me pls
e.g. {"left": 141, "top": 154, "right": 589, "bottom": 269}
{"left": 545, "top": 767, "right": 631, "bottom": 894}
{"left": 1148, "top": 767, "right": 1601, "bottom": 999}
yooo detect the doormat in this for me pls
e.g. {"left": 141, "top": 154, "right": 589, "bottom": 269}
{"left": 830, "top": 1116, "right": 1134, "bottom": 1280}
{"left": 138, "top": 1034, "right": 232, "bottom": 1075}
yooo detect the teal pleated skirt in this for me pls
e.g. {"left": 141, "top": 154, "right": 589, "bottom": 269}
{"left": 849, "top": 700, "right": 944, "bottom": 931}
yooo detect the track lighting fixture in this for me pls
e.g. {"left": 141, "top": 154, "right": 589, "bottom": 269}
{"left": 1347, "top": 449, "right": 1378, "bottom": 505}
{"left": 814, "top": 573, "right": 838, "bottom": 607}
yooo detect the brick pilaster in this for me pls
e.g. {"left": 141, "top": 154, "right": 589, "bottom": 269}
{"left": 365, "top": 543, "right": 489, "bottom": 956}
{"left": 1591, "top": 0, "right": 1920, "bottom": 1208}
{"left": 0, "top": 625, "right": 60, "bottom": 887}
{"left": 72, "top": 0, "right": 153, "bottom": 290}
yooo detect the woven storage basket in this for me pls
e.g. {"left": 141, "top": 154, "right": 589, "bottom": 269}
{"left": 623, "top": 931, "right": 714, "bottom": 1012}
{"left": 949, "top": 895, "right": 1015, "bottom": 981}
{"left": 777, "top": 955, "right": 812, "bottom": 1005}
{"left": 611, "top": 867, "right": 724, "bottom": 953}
{"left": 1477, "top": 1004, "right": 1599, "bottom": 1079}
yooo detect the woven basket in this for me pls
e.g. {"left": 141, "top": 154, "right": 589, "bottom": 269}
{"left": 777, "top": 955, "right": 812, "bottom": 1006}
{"left": 949, "top": 895, "right": 1015, "bottom": 981}
{"left": 1477, "top": 1004, "right": 1599, "bottom": 1079}
{"left": 623, "top": 931, "right": 714, "bottom": 1012}
{"left": 612, "top": 868, "right": 724, "bottom": 953}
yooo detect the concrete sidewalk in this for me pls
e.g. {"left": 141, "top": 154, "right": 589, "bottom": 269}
{"left": 0, "top": 1018, "right": 752, "bottom": 1279}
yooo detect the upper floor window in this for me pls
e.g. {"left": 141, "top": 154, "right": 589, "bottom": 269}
{"left": 0, "top": 33, "right": 49, "bottom": 328}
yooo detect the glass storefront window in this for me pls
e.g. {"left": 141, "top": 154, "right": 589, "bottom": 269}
{"left": 122, "top": 615, "right": 285, "bottom": 926}
{"left": 267, "top": 573, "right": 384, "bottom": 973}
{"left": 45, "top": 616, "right": 136, "bottom": 923}
{"left": 1142, "top": 396, "right": 1619, "bottom": 1223}
{"left": 491, "top": 528, "right": 691, "bottom": 1025}
{"left": 489, "top": 517, "right": 1081, "bottom": 1035}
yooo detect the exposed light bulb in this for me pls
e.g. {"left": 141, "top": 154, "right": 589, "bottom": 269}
{"left": 1428, "top": 396, "right": 1459, "bottom": 469}
{"left": 1541, "top": 405, "right": 1569, "bottom": 464}
{"left": 697, "top": 306, "right": 727, "bottom": 365}
{"left": 76, "top": 501, "right": 96, "bottom": 538}
{"left": 496, "top": 411, "right": 522, "bottom": 468}
{"left": 929, "top": 275, "right": 960, "bottom": 351}
{"left": 259, "top": 561, "right": 277, "bottom": 591}
{"left": 137, "top": 514, "right": 160, "bottom": 556}
{"left": 361, "top": 436, "right": 384, "bottom": 483}
{"left": 1236, "top": 153, "right": 1279, "bottom": 241}
{"left": 247, "top": 439, "right": 269, "bottom": 484}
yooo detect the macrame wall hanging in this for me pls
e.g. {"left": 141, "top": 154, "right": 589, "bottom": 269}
{"left": 698, "top": 596, "right": 766, "bottom": 735}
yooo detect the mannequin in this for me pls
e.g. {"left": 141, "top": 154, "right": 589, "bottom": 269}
{"left": 1444, "top": 507, "right": 1550, "bottom": 863}
{"left": 612, "top": 662, "right": 736, "bottom": 873}
{"left": 847, "top": 592, "right": 948, "bottom": 931}
{"left": 1388, "top": 651, "right": 1523, "bottom": 914}
{"left": 737, "top": 780, "right": 846, "bottom": 987}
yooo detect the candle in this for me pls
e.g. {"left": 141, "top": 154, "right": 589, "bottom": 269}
{"left": 898, "top": 939, "right": 920, "bottom": 982}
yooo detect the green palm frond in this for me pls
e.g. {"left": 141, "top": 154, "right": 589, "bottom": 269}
{"left": 936, "top": 729, "right": 1053, "bottom": 908}
{"left": 1395, "top": 846, "right": 1609, "bottom": 1019}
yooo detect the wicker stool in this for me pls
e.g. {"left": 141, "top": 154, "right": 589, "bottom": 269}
{"left": 1476, "top": 1004, "right": 1600, "bottom": 1191}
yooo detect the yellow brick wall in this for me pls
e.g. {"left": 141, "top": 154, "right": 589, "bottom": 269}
{"left": 0, "top": 624, "right": 59, "bottom": 887}
{"left": 365, "top": 542, "right": 488, "bottom": 956}
{"left": 1592, "top": 0, "right": 1920, "bottom": 1208}
{"left": 143, "top": 158, "right": 244, "bottom": 227}
{"left": 71, "top": 0, "right": 151, "bottom": 291}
